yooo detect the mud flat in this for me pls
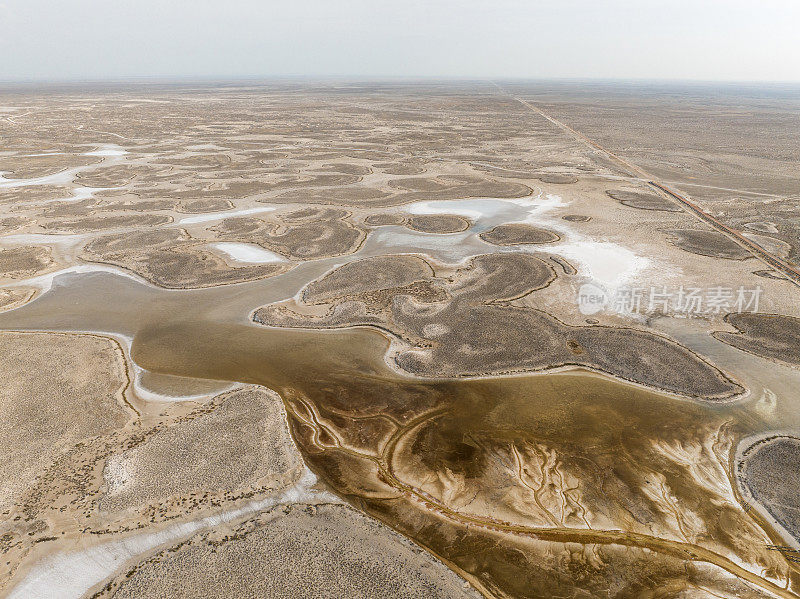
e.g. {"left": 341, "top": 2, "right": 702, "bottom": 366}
{"left": 364, "top": 213, "right": 407, "bottom": 226}
{"left": 607, "top": 189, "right": 683, "bottom": 212}
{"left": 405, "top": 214, "right": 471, "bottom": 234}
{"left": 479, "top": 222, "right": 560, "bottom": 245}
{"left": 3, "top": 81, "right": 800, "bottom": 599}
{"left": 2, "top": 350, "right": 474, "bottom": 599}
{"left": 737, "top": 435, "right": 800, "bottom": 547}
{"left": 255, "top": 252, "right": 742, "bottom": 400}
{"left": 714, "top": 313, "right": 800, "bottom": 366}
{"left": 127, "top": 320, "right": 795, "bottom": 599}
{"left": 665, "top": 228, "right": 753, "bottom": 260}
{"left": 0, "top": 274, "right": 482, "bottom": 598}
{"left": 210, "top": 207, "right": 365, "bottom": 260}
{"left": 81, "top": 229, "right": 290, "bottom": 288}
{"left": 0, "top": 261, "right": 795, "bottom": 599}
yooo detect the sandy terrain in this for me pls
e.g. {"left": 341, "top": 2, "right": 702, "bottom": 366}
{"left": 1, "top": 81, "right": 800, "bottom": 598}
{"left": 0, "top": 332, "right": 131, "bottom": 512}
{"left": 97, "top": 503, "right": 480, "bottom": 599}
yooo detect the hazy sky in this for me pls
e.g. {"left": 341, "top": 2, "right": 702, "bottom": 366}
{"left": 1, "top": 0, "right": 799, "bottom": 82}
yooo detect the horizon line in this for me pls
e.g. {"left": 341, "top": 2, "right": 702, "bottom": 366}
{"left": 2, "top": 75, "right": 800, "bottom": 88}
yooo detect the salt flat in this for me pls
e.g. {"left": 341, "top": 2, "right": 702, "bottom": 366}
{"left": 1, "top": 81, "right": 799, "bottom": 599}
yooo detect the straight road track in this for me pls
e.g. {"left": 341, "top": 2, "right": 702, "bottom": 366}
{"left": 492, "top": 83, "right": 800, "bottom": 288}
{"left": 651, "top": 182, "right": 800, "bottom": 285}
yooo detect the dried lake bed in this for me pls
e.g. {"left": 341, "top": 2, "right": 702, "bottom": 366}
{"left": 1, "top": 81, "right": 800, "bottom": 598}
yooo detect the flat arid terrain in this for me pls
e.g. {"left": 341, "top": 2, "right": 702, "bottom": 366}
{"left": 1, "top": 80, "right": 800, "bottom": 598}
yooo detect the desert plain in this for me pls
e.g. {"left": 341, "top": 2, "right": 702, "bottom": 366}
{"left": 1, "top": 80, "right": 800, "bottom": 598}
